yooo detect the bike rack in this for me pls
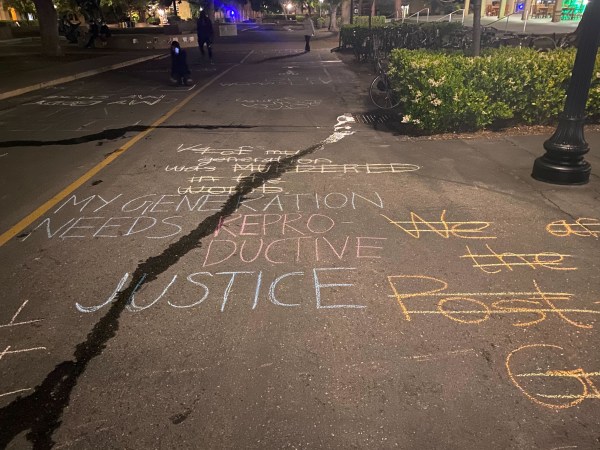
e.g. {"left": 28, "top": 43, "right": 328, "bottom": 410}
{"left": 401, "top": 8, "right": 430, "bottom": 24}
{"left": 435, "top": 9, "right": 465, "bottom": 24}
{"left": 483, "top": 11, "right": 529, "bottom": 33}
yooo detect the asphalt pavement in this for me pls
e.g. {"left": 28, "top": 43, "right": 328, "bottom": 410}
{"left": 0, "top": 41, "right": 166, "bottom": 100}
{"left": 0, "top": 24, "right": 599, "bottom": 449}
{"left": 0, "top": 15, "right": 579, "bottom": 100}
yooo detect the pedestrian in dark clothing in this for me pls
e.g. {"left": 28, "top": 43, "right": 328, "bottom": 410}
{"left": 62, "top": 13, "right": 80, "bottom": 44}
{"left": 84, "top": 20, "right": 99, "bottom": 48}
{"left": 302, "top": 14, "right": 315, "bottom": 52}
{"left": 196, "top": 10, "right": 214, "bottom": 62}
{"left": 99, "top": 21, "right": 111, "bottom": 47}
{"left": 59, "top": 14, "right": 69, "bottom": 34}
{"left": 170, "top": 41, "right": 192, "bottom": 85}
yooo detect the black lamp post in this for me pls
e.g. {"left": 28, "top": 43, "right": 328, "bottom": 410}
{"left": 531, "top": 0, "right": 600, "bottom": 185}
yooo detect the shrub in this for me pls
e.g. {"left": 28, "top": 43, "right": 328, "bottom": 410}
{"left": 588, "top": 62, "right": 600, "bottom": 122}
{"left": 388, "top": 47, "right": 600, "bottom": 133}
{"left": 351, "top": 16, "right": 387, "bottom": 26}
{"left": 263, "top": 14, "right": 289, "bottom": 21}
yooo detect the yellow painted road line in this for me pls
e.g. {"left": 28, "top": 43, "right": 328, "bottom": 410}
{"left": 0, "top": 58, "right": 246, "bottom": 248}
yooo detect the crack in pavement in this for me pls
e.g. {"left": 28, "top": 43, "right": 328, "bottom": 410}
{"left": 537, "top": 190, "right": 579, "bottom": 220}
{"left": 0, "top": 117, "right": 355, "bottom": 449}
{"left": 0, "top": 124, "right": 255, "bottom": 148}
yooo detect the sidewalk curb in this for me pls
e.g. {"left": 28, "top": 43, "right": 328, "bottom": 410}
{"left": 0, "top": 53, "right": 165, "bottom": 101}
{"left": 0, "top": 37, "right": 40, "bottom": 46}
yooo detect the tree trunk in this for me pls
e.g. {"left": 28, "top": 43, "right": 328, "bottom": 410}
{"left": 394, "top": 0, "right": 401, "bottom": 19}
{"left": 329, "top": 4, "right": 338, "bottom": 30}
{"left": 472, "top": 0, "right": 482, "bottom": 56}
{"left": 341, "top": 0, "right": 351, "bottom": 24}
{"left": 32, "top": 0, "right": 62, "bottom": 56}
{"left": 371, "top": 0, "right": 376, "bottom": 16}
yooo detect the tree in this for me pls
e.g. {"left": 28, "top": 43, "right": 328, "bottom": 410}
{"left": 101, "top": 0, "right": 148, "bottom": 22}
{"left": 250, "top": 0, "right": 280, "bottom": 12}
{"left": 304, "top": 0, "right": 318, "bottom": 14}
{"left": 328, "top": 0, "right": 341, "bottom": 30}
{"left": 4, "top": 0, "right": 36, "bottom": 18}
{"left": 340, "top": 0, "right": 350, "bottom": 24}
{"left": 471, "top": 0, "right": 481, "bottom": 56}
{"left": 31, "top": 0, "right": 62, "bottom": 56}
{"left": 76, "top": 0, "right": 102, "bottom": 20}
{"left": 54, "top": 0, "right": 80, "bottom": 13}
{"left": 6, "top": 0, "right": 63, "bottom": 56}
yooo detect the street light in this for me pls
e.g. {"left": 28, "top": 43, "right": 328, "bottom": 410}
{"left": 531, "top": 0, "right": 600, "bottom": 184}
{"left": 284, "top": 2, "right": 292, "bottom": 19}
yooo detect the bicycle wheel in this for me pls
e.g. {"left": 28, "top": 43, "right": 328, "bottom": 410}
{"left": 531, "top": 36, "right": 557, "bottom": 52}
{"left": 369, "top": 75, "right": 401, "bottom": 110}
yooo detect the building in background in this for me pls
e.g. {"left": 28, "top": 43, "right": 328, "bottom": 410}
{"left": 479, "top": 0, "right": 586, "bottom": 21}
{"left": 0, "top": 0, "right": 25, "bottom": 21}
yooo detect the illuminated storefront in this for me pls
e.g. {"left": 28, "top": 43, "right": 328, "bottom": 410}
{"left": 483, "top": 0, "right": 587, "bottom": 20}
{"left": 559, "top": 0, "right": 587, "bottom": 19}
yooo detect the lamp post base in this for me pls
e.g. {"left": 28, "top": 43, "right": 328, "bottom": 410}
{"left": 531, "top": 115, "right": 591, "bottom": 185}
{"left": 532, "top": 156, "right": 591, "bottom": 185}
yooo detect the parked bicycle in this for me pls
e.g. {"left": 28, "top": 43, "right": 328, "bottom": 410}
{"left": 369, "top": 58, "right": 401, "bottom": 110}
{"left": 554, "top": 32, "right": 578, "bottom": 48}
{"left": 485, "top": 31, "right": 559, "bottom": 52}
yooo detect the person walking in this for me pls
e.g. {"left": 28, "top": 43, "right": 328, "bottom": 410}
{"left": 170, "top": 41, "right": 192, "bottom": 85}
{"left": 302, "top": 14, "right": 315, "bottom": 52}
{"left": 197, "top": 10, "right": 214, "bottom": 62}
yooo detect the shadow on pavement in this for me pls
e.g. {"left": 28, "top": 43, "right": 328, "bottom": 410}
{"left": 253, "top": 51, "right": 308, "bottom": 63}
{"left": 0, "top": 134, "right": 331, "bottom": 449}
{"left": 0, "top": 124, "right": 256, "bottom": 148}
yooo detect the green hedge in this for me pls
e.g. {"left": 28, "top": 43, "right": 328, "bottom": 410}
{"left": 388, "top": 47, "right": 600, "bottom": 133}
{"left": 351, "top": 16, "right": 387, "bottom": 26}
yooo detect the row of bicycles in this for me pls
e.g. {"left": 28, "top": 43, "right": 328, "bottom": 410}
{"left": 353, "top": 25, "right": 577, "bottom": 62}
{"left": 364, "top": 27, "right": 578, "bottom": 109}
{"left": 456, "top": 27, "right": 578, "bottom": 52}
